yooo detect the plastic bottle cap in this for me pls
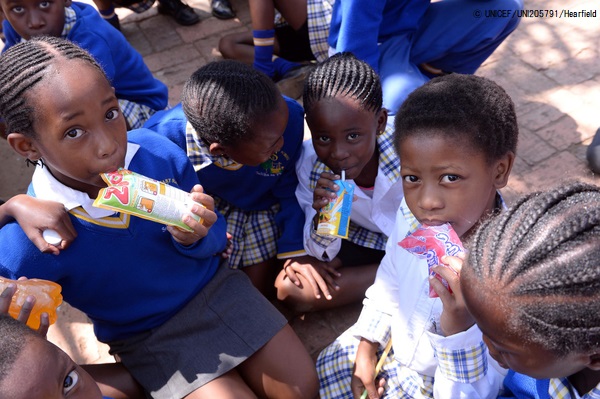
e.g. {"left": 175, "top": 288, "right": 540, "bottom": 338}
{"left": 42, "top": 229, "right": 62, "bottom": 246}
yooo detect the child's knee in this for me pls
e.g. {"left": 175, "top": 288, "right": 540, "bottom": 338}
{"left": 218, "top": 35, "right": 235, "bottom": 58}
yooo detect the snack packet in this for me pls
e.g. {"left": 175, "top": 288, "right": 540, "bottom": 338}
{"left": 93, "top": 169, "right": 201, "bottom": 232}
{"left": 317, "top": 171, "right": 354, "bottom": 239}
{"left": 398, "top": 223, "right": 464, "bottom": 298}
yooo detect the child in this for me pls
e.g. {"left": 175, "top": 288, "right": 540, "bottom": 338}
{"left": 459, "top": 181, "right": 600, "bottom": 399}
{"left": 317, "top": 72, "right": 518, "bottom": 398}
{"left": 0, "top": 36, "right": 318, "bottom": 399}
{"left": 143, "top": 59, "right": 326, "bottom": 299}
{"left": 275, "top": 52, "right": 403, "bottom": 313}
{"left": 0, "top": 0, "right": 168, "bottom": 129}
{"left": 0, "top": 314, "right": 110, "bottom": 399}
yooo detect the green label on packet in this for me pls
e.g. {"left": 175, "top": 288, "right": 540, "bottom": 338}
{"left": 316, "top": 179, "right": 353, "bottom": 239}
{"left": 93, "top": 169, "right": 201, "bottom": 232}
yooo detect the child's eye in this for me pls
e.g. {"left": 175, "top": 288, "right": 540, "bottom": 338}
{"left": 403, "top": 175, "right": 419, "bottom": 183}
{"left": 346, "top": 133, "right": 359, "bottom": 141}
{"left": 316, "top": 136, "right": 331, "bottom": 144}
{"left": 441, "top": 175, "right": 460, "bottom": 183}
{"left": 65, "top": 128, "right": 85, "bottom": 139}
{"left": 12, "top": 6, "right": 25, "bottom": 13}
{"left": 105, "top": 108, "right": 120, "bottom": 121}
{"left": 63, "top": 370, "right": 80, "bottom": 394}
{"left": 39, "top": 1, "right": 51, "bottom": 9}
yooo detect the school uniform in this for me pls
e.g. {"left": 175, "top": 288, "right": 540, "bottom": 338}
{"left": 143, "top": 97, "right": 307, "bottom": 268}
{"left": 499, "top": 371, "right": 600, "bottom": 399}
{"left": 296, "top": 126, "right": 403, "bottom": 262}
{"left": 0, "top": 130, "right": 286, "bottom": 398}
{"left": 327, "top": 0, "right": 524, "bottom": 114}
{"left": 317, "top": 197, "right": 508, "bottom": 398}
{"left": 2, "top": 2, "right": 168, "bottom": 128}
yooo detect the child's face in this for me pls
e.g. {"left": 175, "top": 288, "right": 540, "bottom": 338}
{"left": 399, "top": 132, "right": 511, "bottom": 238}
{"left": 461, "top": 271, "right": 593, "bottom": 379}
{"left": 1, "top": 336, "right": 103, "bottom": 398}
{"left": 0, "top": 0, "right": 70, "bottom": 40}
{"left": 221, "top": 95, "right": 288, "bottom": 166}
{"left": 306, "top": 96, "right": 386, "bottom": 180}
{"left": 9, "top": 59, "right": 128, "bottom": 199}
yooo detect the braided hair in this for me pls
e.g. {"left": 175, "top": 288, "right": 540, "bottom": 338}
{"left": 0, "top": 36, "right": 106, "bottom": 139}
{"left": 394, "top": 73, "right": 518, "bottom": 164}
{"left": 0, "top": 315, "right": 37, "bottom": 388}
{"left": 466, "top": 181, "right": 600, "bottom": 356}
{"left": 181, "top": 60, "right": 280, "bottom": 148}
{"left": 303, "top": 52, "right": 382, "bottom": 115}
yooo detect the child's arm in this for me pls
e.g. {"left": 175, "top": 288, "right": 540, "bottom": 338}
{"left": 0, "top": 195, "right": 76, "bottom": 255}
{"left": 352, "top": 338, "right": 386, "bottom": 399}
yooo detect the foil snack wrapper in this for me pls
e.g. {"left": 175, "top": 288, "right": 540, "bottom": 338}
{"left": 398, "top": 223, "right": 464, "bottom": 298}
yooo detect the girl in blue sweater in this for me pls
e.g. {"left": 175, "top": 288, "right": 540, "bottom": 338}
{"left": 459, "top": 181, "right": 600, "bottom": 399}
{"left": 0, "top": 36, "right": 318, "bottom": 399}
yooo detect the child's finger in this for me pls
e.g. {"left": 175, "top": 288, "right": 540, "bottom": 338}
{"left": 432, "top": 265, "right": 461, "bottom": 294}
{"left": 36, "top": 312, "right": 50, "bottom": 337}
{"left": 441, "top": 255, "right": 464, "bottom": 275}
{"left": 16, "top": 295, "right": 35, "bottom": 324}
{"left": 0, "top": 284, "right": 17, "bottom": 314}
{"left": 429, "top": 275, "right": 453, "bottom": 304}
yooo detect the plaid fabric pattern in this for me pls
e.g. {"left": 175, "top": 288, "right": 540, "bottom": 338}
{"left": 184, "top": 122, "right": 242, "bottom": 172}
{"left": 214, "top": 196, "right": 280, "bottom": 268}
{"left": 317, "top": 327, "right": 434, "bottom": 399}
{"left": 62, "top": 6, "right": 76, "bottom": 35}
{"left": 549, "top": 379, "right": 600, "bottom": 399}
{"left": 307, "top": 0, "right": 335, "bottom": 62}
{"left": 118, "top": 99, "right": 156, "bottom": 129}
{"left": 434, "top": 341, "right": 488, "bottom": 383}
{"left": 354, "top": 297, "right": 392, "bottom": 345}
{"left": 309, "top": 126, "right": 400, "bottom": 253}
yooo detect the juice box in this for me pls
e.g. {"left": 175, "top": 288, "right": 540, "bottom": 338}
{"left": 316, "top": 172, "right": 354, "bottom": 239}
{"left": 93, "top": 169, "right": 202, "bottom": 232}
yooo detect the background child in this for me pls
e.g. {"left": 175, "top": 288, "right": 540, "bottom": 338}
{"left": 0, "top": 314, "right": 109, "bottom": 399}
{"left": 0, "top": 36, "right": 318, "bottom": 399}
{"left": 460, "top": 181, "right": 600, "bottom": 399}
{"left": 0, "top": 0, "right": 168, "bottom": 129}
{"left": 317, "top": 73, "right": 518, "bottom": 398}
{"left": 144, "top": 59, "right": 326, "bottom": 299}
{"left": 276, "top": 52, "right": 403, "bottom": 313}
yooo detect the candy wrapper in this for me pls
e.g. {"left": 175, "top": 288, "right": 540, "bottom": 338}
{"left": 317, "top": 172, "right": 354, "bottom": 239}
{"left": 398, "top": 223, "right": 464, "bottom": 298}
{"left": 93, "top": 169, "right": 201, "bottom": 232}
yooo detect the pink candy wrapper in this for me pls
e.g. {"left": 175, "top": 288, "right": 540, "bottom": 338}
{"left": 398, "top": 223, "right": 464, "bottom": 298}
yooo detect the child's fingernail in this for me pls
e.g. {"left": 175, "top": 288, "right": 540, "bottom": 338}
{"left": 316, "top": 294, "right": 321, "bottom": 299}
{"left": 326, "top": 294, "right": 332, "bottom": 300}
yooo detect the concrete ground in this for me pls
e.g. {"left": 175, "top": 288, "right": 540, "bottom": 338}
{"left": 0, "top": 0, "right": 599, "bottom": 371}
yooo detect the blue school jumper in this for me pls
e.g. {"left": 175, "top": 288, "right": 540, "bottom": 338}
{"left": 2, "top": 2, "right": 168, "bottom": 112}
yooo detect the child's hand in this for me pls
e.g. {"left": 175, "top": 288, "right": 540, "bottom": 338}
{"left": 5, "top": 195, "right": 76, "bottom": 255}
{"left": 219, "top": 232, "right": 233, "bottom": 259}
{"left": 351, "top": 339, "right": 386, "bottom": 399}
{"left": 0, "top": 278, "right": 50, "bottom": 337}
{"left": 282, "top": 255, "right": 342, "bottom": 300}
{"left": 430, "top": 255, "right": 475, "bottom": 336}
{"left": 168, "top": 185, "right": 218, "bottom": 246}
{"left": 312, "top": 172, "right": 340, "bottom": 212}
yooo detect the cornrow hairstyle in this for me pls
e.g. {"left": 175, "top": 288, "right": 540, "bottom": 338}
{"left": 466, "top": 181, "right": 600, "bottom": 356}
{"left": 181, "top": 60, "right": 281, "bottom": 148}
{"left": 303, "top": 52, "right": 382, "bottom": 115}
{"left": 0, "top": 315, "right": 37, "bottom": 388}
{"left": 0, "top": 36, "right": 106, "bottom": 139}
{"left": 394, "top": 73, "right": 518, "bottom": 164}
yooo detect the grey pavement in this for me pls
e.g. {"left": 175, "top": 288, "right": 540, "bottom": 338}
{"left": 0, "top": 0, "right": 599, "bottom": 368}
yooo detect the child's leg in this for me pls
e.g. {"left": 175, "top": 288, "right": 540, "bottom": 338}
{"left": 218, "top": 32, "right": 257, "bottom": 64}
{"left": 241, "top": 257, "right": 280, "bottom": 300}
{"left": 83, "top": 363, "right": 146, "bottom": 399}
{"left": 237, "top": 324, "right": 319, "bottom": 399}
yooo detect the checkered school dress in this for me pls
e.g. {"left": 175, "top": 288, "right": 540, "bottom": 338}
{"left": 307, "top": 0, "right": 335, "bottom": 62}
{"left": 549, "top": 379, "right": 600, "bottom": 399}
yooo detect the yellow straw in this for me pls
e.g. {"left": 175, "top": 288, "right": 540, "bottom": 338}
{"left": 359, "top": 339, "right": 393, "bottom": 399}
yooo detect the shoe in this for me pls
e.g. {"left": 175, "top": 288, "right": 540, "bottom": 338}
{"left": 157, "top": 0, "right": 200, "bottom": 25}
{"left": 211, "top": 0, "right": 235, "bottom": 19}
{"left": 586, "top": 127, "right": 600, "bottom": 174}
{"left": 276, "top": 63, "right": 316, "bottom": 100}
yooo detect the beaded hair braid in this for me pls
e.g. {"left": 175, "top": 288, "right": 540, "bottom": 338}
{"left": 393, "top": 73, "right": 518, "bottom": 164}
{"left": 467, "top": 181, "right": 600, "bottom": 356}
{"left": 181, "top": 60, "right": 280, "bottom": 148}
{"left": 303, "top": 52, "right": 382, "bottom": 115}
{"left": 0, "top": 36, "right": 105, "bottom": 139}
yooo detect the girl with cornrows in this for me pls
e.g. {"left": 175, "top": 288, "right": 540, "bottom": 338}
{"left": 460, "top": 181, "right": 600, "bottom": 399}
{"left": 276, "top": 52, "right": 403, "bottom": 314}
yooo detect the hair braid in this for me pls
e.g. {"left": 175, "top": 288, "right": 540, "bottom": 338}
{"left": 466, "top": 181, "right": 600, "bottom": 355}
{"left": 181, "top": 60, "right": 280, "bottom": 147}
{"left": 303, "top": 52, "right": 382, "bottom": 114}
{"left": 0, "top": 36, "right": 105, "bottom": 138}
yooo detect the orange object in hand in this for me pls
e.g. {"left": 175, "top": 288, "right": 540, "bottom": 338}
{"left": 0, "top": 278, "right": 63, "bottom": 329}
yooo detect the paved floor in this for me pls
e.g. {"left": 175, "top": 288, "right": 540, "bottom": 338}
{"left": 1, "top": 0, "right": 599, "bottom": 369}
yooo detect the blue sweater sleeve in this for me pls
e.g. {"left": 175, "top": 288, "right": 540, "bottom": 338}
{"left": 498, "top": 370, "right": 549, "bottom": 399}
